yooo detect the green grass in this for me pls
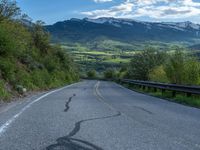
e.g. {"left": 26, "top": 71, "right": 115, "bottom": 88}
{"left": 104, "top": 58, "right": 130, "bottom": 63}
{"left": 0, "top": 80, "right": 11, "bottom": 101}
{"left": 123, "top": 83, "right": 200, "bottom": 108}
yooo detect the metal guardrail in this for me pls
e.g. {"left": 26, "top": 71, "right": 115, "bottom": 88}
{"left": 120, "top": 79, "right": 200, "bottom": 97}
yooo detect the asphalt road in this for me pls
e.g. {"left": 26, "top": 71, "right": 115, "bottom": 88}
{"left": 0, "top": 80, "right": 200, "bottom": 150}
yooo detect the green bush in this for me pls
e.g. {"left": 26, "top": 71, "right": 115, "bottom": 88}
{"left": 104, "top": 69, "right": 117, "bottom": 79}
{"left": 183, "top": 59, "right": 200, "bottom": 85}
{"left": 149, "top": 65, "right": 169, "bottom": 83}
{"left": 164, "top": 50, "right": 185, "bottom": 84}
{"left": 0, "top": 58, "right": 16, "bottom": 82}
{"left": 87, "top": 70, "right": 96, "bottom": 78}
{"left": 0, "top": 80, "right": 11, "bottom": 100}
{"left": 164, "top": 50, "right": 200, "bottom": 85}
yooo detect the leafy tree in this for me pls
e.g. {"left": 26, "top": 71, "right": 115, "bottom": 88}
{"left": 0, "top": 0, "right": 20, "bottom": 21}
{"left": 183, "top": 58, "right": 200, "bottom": 85}
{"left": 149, "top": 65, "right": 169, "bottom": 83}
{"left": 32, "top": 20, "right": 50, "bottom": 54}
{"left": 163, "top": 50, "right": 200, "bottom": 85}
{"left": 127, "top": 47, "right": 166, "bottom": 80}
{"left": 164, "top": 50, "right": 185, "bottom": 84}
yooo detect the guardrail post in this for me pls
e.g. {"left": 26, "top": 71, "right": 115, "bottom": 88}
{"left": 162, "top": 89, "right": 165, "bottom": 95}
{"left": 120, "top": 79, "right": 200, "bottom": 97}
{"left": 172, "top": 91, "right": 176, "bottom": 97}
{"left": 187, "top": 93, "right": 192, "bottom": 97}
{"left": 148, "top": 87, "right": 151, "bottom": 91}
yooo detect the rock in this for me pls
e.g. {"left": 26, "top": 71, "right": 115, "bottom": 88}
{"left": 16, "top": 85, "right": 27, "bottom": 95}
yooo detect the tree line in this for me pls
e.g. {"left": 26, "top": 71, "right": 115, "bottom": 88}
{"left": 126, "top": 48, "right": 200, "bottom": 85}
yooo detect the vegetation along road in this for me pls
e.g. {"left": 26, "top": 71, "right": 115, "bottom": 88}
{"left": 0, "top": 80, "right": 200, "bottom": 150}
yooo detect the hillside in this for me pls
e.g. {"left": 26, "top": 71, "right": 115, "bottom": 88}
{"left": 46, "top": 17, "right": 200, "bottom": 49}
{"left": 0, "top": 2, "right": 79, "bottom": 101}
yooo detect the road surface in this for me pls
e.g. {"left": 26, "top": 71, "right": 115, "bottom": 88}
{"left": 0, "top": 80, "right": 200, "bottom": 150}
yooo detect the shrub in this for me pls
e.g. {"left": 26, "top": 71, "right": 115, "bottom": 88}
{"left": 87, "top": 70, "right": 96, "bottom": 78}
{"left": 0, "top": 80, "right": 11, "bottom": 100}
{"left": 183, "top": 59, "right": 200, "bottom": 85}
{"left": 164, "top": 50, "right": 200, "bottom": 85}
{"left": 149, "top": 65, "right": 169, "bottom": 83}
{"left": 164, "top": 50, "right": 185, "bottom": 84}
{"left": 104, "top": 69, "right": 117, "bottom": 79}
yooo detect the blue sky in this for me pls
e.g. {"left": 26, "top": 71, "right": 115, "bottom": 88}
{"left": 16, "top": 0, "right": 200, "bottom": 24}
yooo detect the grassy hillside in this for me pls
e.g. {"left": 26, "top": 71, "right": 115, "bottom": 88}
{"left": 0, "top": 1, "right": 79, "bottom": 101}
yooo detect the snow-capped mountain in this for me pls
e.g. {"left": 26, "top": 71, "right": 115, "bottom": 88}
{"left": 45, "top": 17, "right": 200, "bottom": 44}
{"left": 84, "top": 17, "right": 200, "bottom": 31}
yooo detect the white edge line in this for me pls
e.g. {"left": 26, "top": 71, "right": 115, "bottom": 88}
{"left": 0, "top": 82, "right": 78, "bottom": 136}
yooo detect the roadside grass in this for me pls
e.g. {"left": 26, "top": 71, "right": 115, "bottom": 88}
{"left": 122, "top": 83, "right": 200, "bottom": 108}
{"left": 0, "top": 80, "right": 11, "bottom": 101}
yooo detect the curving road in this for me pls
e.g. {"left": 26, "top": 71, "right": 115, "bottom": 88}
{"left": 0, "top": 80, "right": 200, "bottom": 150}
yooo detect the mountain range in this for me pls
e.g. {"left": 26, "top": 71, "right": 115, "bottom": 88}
{"left": 45, "top": 17, "right": 200, "bottom": 48}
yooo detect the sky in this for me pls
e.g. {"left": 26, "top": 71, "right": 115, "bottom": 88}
{"left": 16, "top": 0, "right": 200, "bottom": 25}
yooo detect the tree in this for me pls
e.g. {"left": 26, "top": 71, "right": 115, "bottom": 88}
{"left": 183, "top": 58, "right": 200, "bottom": 85}
{"left": 127, "top": 47, "right": 166, "bottom": 80}
{"left": 32, "top": 20, "right": 50, "bottom": 54}
{"left": 149, "top": 65, "right": 169, "bottom": 83}
{"left": 164, "top": 50, "right": 200, "bottom": 85}
{"left": 164, "top": 50, "right": 185, "bottom": 84}
{"left": 0, "top": 0, "right": 20, "bottom": 21}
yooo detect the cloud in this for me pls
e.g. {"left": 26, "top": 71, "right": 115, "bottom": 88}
{"left": 93, "top": 0, "right": 112, "bottom": 3}
{"left": 82, "top": 0, "right": 200, "bottom": 22}
{"left": 82, "top": 1, "right": 134, "bottom": 18}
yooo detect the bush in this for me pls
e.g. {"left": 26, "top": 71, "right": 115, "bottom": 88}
{"left": 149, "top": 65, "right": 169, "bottom": 83}
{"left": 0, "top": 80, "right": 11, "bottom": 100}
{"left": 87, "top": 70, "right": 96, "bottom": 78}
{"left": 104, "top": 69, "right": 117, "bottom": 79}
{"left": 0, "top": 58, "right": 16, "bottom": 82}
{"left": 183, "top": 59, "right": 200, "bottom": 85}
{"left": 164, "top": 50, "right": 185, "bottom": 84}
{"left": 164, "top": 50, "right": 200, "bottom": 85}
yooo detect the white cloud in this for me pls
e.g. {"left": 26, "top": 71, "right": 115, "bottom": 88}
{"left": 93, "top": 0, "right": 112, "bottom": 3}
{"left": 82, "top": 1, "right": 134, "bottom": 18}
{"left": 82, "top": 0, "right": 200, "bottom": 22}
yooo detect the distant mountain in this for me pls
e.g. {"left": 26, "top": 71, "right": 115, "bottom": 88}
{"left": 45, "top": 17, "right": 200, "bottom": 45}
{"left": 189, "top": 44, "right": 200, "bottom": 50}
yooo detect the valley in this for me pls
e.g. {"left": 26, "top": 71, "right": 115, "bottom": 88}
{"left": 46, "top": 17, "right": 200, "bottom": 76}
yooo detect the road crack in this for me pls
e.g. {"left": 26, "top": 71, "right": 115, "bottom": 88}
{"left": 46, "top": 82, "right": 121, "bottom": 150}
{"left": 64, "top": 94, "right": 76, "bottom": 112}
{"left": 132, "top": 105, "right": 153, "bottom": 115}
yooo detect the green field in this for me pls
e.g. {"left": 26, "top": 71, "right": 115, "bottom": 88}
{"left": 60, "top": 40, "right": 199, "bottom": 77}
{"left": 61, "top": 43, "right": 134, "bottom": 75}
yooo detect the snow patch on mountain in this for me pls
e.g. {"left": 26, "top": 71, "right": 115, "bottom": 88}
{"left": 85, "top": 17, "right": 200, "bottom": 31}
